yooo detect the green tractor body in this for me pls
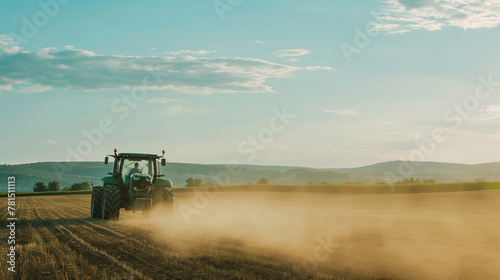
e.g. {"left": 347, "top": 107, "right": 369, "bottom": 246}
{"left": 91, "top": 149, "right": 174, "bottom": 220}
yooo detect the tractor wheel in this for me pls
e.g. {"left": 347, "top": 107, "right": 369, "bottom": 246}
{"left": 159, "top": 188, "right": 174, "bottom": 215}
{"left": 91, "top": 186, "right": 103, "bottom": 218}
{"left": 102, "top": 185, "right": 121, "bottom": 220}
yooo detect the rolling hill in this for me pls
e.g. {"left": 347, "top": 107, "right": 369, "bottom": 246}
{"left": 0, "top": 161, "right": 499, "bottom": 192}
{"left": 329, "top": 161, "right": 500, "bottom": 174}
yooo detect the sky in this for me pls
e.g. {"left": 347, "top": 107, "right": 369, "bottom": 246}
{"left": 0, "top": 0, "right": 499, "bottom": 168}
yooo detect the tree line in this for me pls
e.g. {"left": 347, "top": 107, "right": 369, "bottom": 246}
{"left": 34, "top": 181, "right": 92, "bottom": 192}
{"left": 394, "top": 178, "right": 436, "bottom": 184}
{"left": 185, "top": 178, "right": 269, "bottom": 187}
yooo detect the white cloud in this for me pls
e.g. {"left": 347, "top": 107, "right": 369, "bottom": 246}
{"left": 323, "top": 109, "right": 358, "bottom": 116}
{"left": 304, "top": 66, "right": 334, "bottom": 71}
{"left": 251, "top": 40, "right": 264, "bottom": 44}
{"left": 274, "top": 49, "right": 310, "bottom": 57}
{"left": 150, "top": 47, "right": 158, "bottom": 50}
{"left": 0, "top": 37, "right": 332, "bottom": 95}
{"left": 41, "top": 140, "right": 58, "bottom": 144}
{"left": 2, "top": 46, "right": 22, "bottom": 54}
{"left": 0, "top": 34, "right": 14, "bottom": 46}
{"left": 473, "top": 104, "right": 500, "bottom": 120}
{"left": 486, "top": 104, "right": 500, "bottom": 114}
{"left": 374, "top": 0, "right": 500, "bottom": 34}
{"left": 0, "top": 46, "right": 299, "bottom": 94}
{"left": 165, "top": 50, "right": 217, "bottom": 55}
{"left": 0, "top": 34, "right": 23, "bottom": 54}
{"left": 17, "top": 84, "right": 53, "bottom": 93}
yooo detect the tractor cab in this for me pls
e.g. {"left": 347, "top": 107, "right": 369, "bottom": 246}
{"left": 117, "top": 156, "right": 155, "bottom": 181}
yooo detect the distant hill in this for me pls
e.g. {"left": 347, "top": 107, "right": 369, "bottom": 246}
{"left": 330, "top": 161, "right": 500, "bottom": 174}
{"left": 0, "top": 161, "right": 498, "bottom": 192}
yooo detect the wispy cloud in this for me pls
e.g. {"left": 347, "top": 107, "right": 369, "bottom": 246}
{"left": 251, "top": 40, "right": 264, "bottom": 44}
{"left": 485, "top": 104, "right": 500, "bottom": 114}
{"left": 165, "top": 50, "right": 217, "bottom": 55}
{"left": 323, "top": 109, "right": 358, "bottom": 116}
{"left": 41, "top": 140, "right": 58, "bottom": 144}
{"left": 374, "top": 0, "right": 500, "bottom": 34}
{"left": 274, "top": 49, "right": 310, "bottom": 57}
{"left": 304, "top": 66, "right": 334, "bottom": 71}
{"left": 0, "top": 34, "right": 23, "bottom": 54}
{"left": 0, "top": 39, "right": 332, "bottom": 94}
{"left": 0, "top": 35, "right": 332, "bottom": 94}
{"left": 476, "top": 104, "right": 500, "bottom": 120}
{"left": 146, "top": 97, "right": 180, "bottom": 103}
{"left": 17, "top": 84, "right": 53, "bottom": 93}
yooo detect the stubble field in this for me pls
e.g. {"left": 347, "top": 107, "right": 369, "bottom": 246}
{"left": 1, "top": 187, "right": 499, "bottom": 280}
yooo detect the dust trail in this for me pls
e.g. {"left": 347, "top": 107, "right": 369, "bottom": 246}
{"left": 122, "top": 189, "right": 500, "bottom": 280}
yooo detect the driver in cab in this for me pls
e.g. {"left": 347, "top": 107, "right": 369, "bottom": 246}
{"left": 129, "top": 162, "right": 142, "bottom": 175}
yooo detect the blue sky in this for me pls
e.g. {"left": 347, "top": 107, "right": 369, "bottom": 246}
{"left": 0, "top": 0, "right": 499, "bottom": 168}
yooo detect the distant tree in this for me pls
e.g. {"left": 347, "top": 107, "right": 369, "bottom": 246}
{"left": 62, "top": 186, "right": 71, "bottom": 191}
{"left": 257, "top": 178, "right": 269, "bottom": 184}
{"left": 194, "top": 178, "right": 203, "bottom": 187}
{"left": 34, "top": 182, "right": 47, "bottom": 192}
{"left": 205, "top": 181, "right": 216, "bottom": 187}
{"left": 70, "top": 181, "right": 91, "bottom": 191}
{"left": 421, "top": 179, "right": 436, "bottom": 184}
{"left": 48, "top": 181, "right": 60, "bottom": 191}
{"left": 246, "top": 182, "right": 253, "bottom": 185}
{"left": 185, "top": 177, "right": 195, "bottom": 187}
{"left": 185, "top": 178, "right": 204, "bottom": 187}
{"left": 321, "top": 182, "right": 329, "bottom": 185}
{"left": 399, "top": 178, "right": 436, "bottom": 184}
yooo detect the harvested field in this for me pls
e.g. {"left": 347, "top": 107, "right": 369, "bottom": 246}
{"left": 1, "top": 188, "right": 499, "bottom": 279}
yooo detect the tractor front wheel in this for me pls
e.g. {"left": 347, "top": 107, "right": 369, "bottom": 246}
{"left": 102, "top": 185, "right": 121, "bottom": 220}
{"left": 91, "top": 186, "right": 103, "bottom": 218}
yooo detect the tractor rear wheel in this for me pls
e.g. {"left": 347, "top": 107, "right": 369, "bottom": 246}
{"left": 159, "top": 188, "right": 174, "bottom": 215}
{"left": 91, "top": 186, "right": 103, "bottom": 218}
{"left": 102, "top": 185, "right": 121, "bottom": 220}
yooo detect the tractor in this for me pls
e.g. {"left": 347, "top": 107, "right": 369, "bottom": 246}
{"left": 91, "top": 149, "right": 174, "bottom": 220}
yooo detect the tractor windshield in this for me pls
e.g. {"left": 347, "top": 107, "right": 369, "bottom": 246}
{"left": 121, "top": 159, "right": 154, "bottom": 182}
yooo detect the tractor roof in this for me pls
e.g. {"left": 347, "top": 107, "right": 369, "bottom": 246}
{"left": 117, "top": 153, "right": 161, "bottom": 159}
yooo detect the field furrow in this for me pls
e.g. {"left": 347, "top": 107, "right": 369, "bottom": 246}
{"left": 1, "top": 189, "right": 499, "bottom": 280}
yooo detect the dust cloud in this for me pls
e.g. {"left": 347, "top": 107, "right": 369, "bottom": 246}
{"left": 122, "top": 189, "right": 500, "bottom": 279}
